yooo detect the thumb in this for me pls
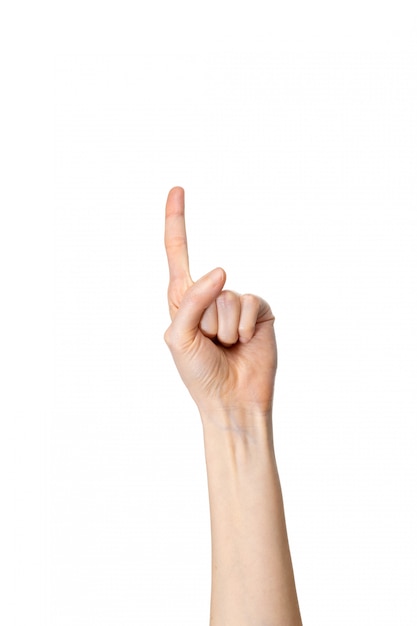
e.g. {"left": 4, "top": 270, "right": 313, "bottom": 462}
{"left": 171, "top": 267, "right": 226, "bottom": 346}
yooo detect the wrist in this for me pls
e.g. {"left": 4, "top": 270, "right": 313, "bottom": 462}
{"left": 200, "top": 405, "right": 276, "bottom": 464}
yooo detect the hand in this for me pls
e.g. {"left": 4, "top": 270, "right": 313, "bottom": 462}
{"left": 164, "top": 187, "right": 278, "bottom": 424}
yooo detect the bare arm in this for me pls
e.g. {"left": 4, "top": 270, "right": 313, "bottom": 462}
{"left": 164, "top": 187, "right": 302, "bottom": 625}
{"left": 202, "top": 411, "right": 301, "bottom": 625}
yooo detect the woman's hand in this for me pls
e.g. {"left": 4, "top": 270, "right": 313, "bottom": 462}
{"left": 164, "top": 187, "right": 278, "bottom": 424}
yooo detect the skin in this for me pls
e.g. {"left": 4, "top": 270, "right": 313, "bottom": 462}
{"left": 164, "top": 186, "right": 302, "bottom": 625}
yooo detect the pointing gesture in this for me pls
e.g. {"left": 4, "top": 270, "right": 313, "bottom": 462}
{"left": 164, "top": 187, "right": 277, "bottom": 421}
{"left": 163, "top": 187, "right": 302, "bottom": 625}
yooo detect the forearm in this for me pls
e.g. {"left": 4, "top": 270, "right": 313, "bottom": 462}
{"left": 201, "top": 409, "right": 302, "bottom": 626}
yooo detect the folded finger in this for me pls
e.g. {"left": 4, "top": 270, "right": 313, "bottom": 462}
{"left": 238, "top": 294, "right": 275, "bottom": 343}
{"left": 216, "top": 290, "right": 241, "bottom": 347}
{"left": 199, "top": 300, "right": 218, "bottom": 338}
{"left": 238, "top": 294, "right": 260, "bottom": 343}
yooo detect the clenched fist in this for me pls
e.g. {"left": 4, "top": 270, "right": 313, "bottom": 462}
{"left": 164, "top": 187, "right": 278, "bottom": 426}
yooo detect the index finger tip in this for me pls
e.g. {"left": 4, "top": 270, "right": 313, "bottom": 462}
{"left": 165, "top": 187, "right": 185, "bottom": 221}
{"left": 167, "top": 186, "right": 184, "bottom": 202}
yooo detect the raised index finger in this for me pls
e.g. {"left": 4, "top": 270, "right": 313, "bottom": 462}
{"left": 164, "top": 186, "right": 191, "bottom": 283}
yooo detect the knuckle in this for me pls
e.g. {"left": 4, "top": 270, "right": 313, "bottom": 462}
{"left": 242, "top": 293, "right": 258, "bottom": 306}
{"left": 217, "top": 290, "right": 237, "bottom": 306}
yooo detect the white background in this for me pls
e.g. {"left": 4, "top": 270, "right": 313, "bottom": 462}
{"left": 1, "top": 1, "right": 416, "bottom": 624}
